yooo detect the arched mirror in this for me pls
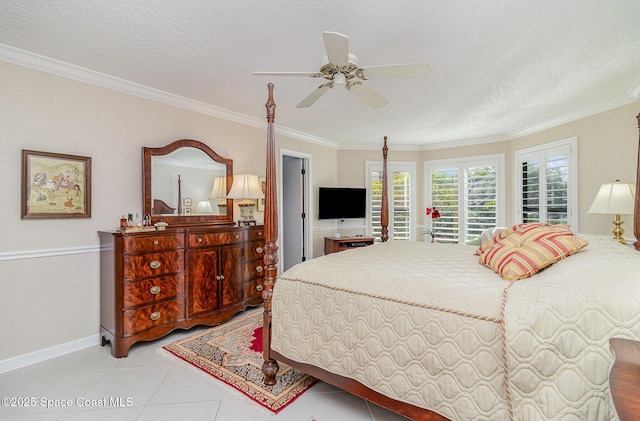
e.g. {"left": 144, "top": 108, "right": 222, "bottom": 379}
{"left": 143, "top": 139, "right": 233, "bottom": 226}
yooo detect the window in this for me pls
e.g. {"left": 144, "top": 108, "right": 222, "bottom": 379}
{"left": 425, "top": 155, "right": 504, "bottom": 244}
{"left": 515, "top": 138, "right": 577, "bottom": 229}
{"left": 366, "top": 162, "right": 416, "bottom": 241}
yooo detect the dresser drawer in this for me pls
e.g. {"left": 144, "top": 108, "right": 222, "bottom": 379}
{"left": 122, "top": 274, "right": 185, "bottom": 308}
{"left": 244, "top": 278, "right": 264, "bottom": 300}
{"left": 246, "top": 227, "right": 265, "bottom": 242}
{"left": 188, "top": 231, "right": 242, "bottom": 247}
{"left": 244, "top": 260, "right": 265, "bottom": 280}
{"left": 123, "top": 250, "right": 185, "bottom": 280}
{"left": 123, "top": 298, "right": 185, "bottom": 335}
{"left": 244, "top": 242, "right": 265, "bottom": 260}
{"left": 123, "top": 234, "right": 184, "bottom": 253}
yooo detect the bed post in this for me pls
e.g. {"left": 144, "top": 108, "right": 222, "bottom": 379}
{"left": 262, "top": 83, "right": 280, "bottom": 385}
{"left": 634, "top": 112, "right": 640, "bottom": 251}
{"left": 381, "top": 136, "right": 389, "bottom": 242}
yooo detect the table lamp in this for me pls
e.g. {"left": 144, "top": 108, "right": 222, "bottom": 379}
{"left": 209, "top": 176, "right": 228, "bottom": 214}
{"left": 587, "top": 180, "right": 635, "bottom": 244}
{"left": 227, "top": 172, "right": 264, "bottom": 226}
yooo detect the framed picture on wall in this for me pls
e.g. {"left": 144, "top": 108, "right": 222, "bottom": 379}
{"left": 21, "top": 150, "right": 92, "bottom": 219}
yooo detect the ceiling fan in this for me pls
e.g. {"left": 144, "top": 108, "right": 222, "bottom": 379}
{"left": 253, "top": 31, "right": 430, "bottom": 109}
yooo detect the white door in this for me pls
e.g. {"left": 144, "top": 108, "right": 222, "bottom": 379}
{"left": 282, "top": 155, "right": 308, "bottom": 271}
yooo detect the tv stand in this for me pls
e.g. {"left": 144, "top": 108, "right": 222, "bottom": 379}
{"left": 324, "top": 236, "right": 375, "bottom": 255}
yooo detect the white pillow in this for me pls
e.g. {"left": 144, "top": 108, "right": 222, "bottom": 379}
{"left": 481, "top": 226, "right": 508, "bottom": 245}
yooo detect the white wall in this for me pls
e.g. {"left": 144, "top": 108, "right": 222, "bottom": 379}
{"left": 2, "top": 59, "right": 638, "bottom": 369}
{"left": 337, "top": 102, "right": 640, "bottom": 238}
{"left": 0, "top": 61, "right": 337, "bottom": 367}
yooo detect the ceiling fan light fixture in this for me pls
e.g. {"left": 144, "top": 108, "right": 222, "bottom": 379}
{"left": 253, "top": 31, "right": 429, "bottom": 109}
{"left": 321, "top": 53, "right": 359, "bottom": 68}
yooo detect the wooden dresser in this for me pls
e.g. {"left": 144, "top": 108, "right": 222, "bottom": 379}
{"left": 99, "top": 224, "right": 264, "bottom": 357}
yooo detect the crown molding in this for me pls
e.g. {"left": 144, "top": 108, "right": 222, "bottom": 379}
{"left": 337, "top": 142, "right": 422, "bottom": 151}
{"left": 508, "top": 95, "right": 638, "bottom": 139}
{"left": 0, "top": 43, "right": 339, "bottom": 148}
{"left": 3, "top": 44, "right": 639, "bottom": 151}
{"left": 420, "top": 134, "right": 510, "bottom": 151}
{"left": 274, "top": 126, "right": 339, "bottom": 148}
{"left": 629, "top": 73, "right": 640, "bottom": 99}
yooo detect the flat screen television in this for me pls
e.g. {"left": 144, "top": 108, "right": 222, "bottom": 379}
{"left": 318, "top": 187, "right": 367, "bottom": 220}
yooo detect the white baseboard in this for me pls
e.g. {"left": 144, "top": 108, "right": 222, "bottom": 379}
{"left": 0, "top": 334, "right": 100, "bottom": 374}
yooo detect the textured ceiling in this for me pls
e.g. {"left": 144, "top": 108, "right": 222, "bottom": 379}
{"left": 1, "top": 0, "right": 639, "bottom": 149}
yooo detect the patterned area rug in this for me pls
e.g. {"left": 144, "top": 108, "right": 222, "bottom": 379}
{"left": 163, "top": 310, "right": 318, "bottom": 413}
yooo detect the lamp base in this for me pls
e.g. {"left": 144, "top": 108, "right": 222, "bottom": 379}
{"left": 236, "top": 201, "right": 256, "bottom": 227}
{"left": 612, "top": 215, "right": 626, "bottom": 244}
{"left": 217, "top": 201, "right": 227, "bottom": 215}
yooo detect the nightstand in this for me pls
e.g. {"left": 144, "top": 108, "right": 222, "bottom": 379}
{"left": 609, "top": 338, "right": 640, "bottom": 420}
{"left": 324, "top": 236, "right": 374, "bottom": 255}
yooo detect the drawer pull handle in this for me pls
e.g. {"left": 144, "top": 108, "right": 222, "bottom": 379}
{"left": 256, "top": 247, "right": 264, "bottom": 254}
{"left": 149, "top": 260, "right": 162, "bottom": 269}
{"left": 256, "top": 265, "right": 263, "bottom": 273}
{"left": 150, "top": 311, "right": 161, "bottom": 321}
{"left": 197, "top": 237, "right": 203, "bottom": 243}
{"left": 153, "top": 240, "right": 159, "bottom": 245}
{"left": 235, "top": 234, "right": 240, "bottom": 239}
{"left": 256, "top": 284, "right": 263, "bottom": 291}
{"left": 150, "top": 286, "right": 161, "bottom": 295}
{"left": 257, "top": 231, "right": 263, "bottom": 236}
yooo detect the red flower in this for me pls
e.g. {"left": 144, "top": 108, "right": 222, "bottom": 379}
{"left": 426, "top": 207, "right": 441, "bottom": 219}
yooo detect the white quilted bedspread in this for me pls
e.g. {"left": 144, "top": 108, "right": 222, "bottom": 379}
{"left": 271, "top": 236, "right": 640, "bottom": 421}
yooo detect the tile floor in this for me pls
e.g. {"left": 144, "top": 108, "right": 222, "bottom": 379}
{"left": 0, "top": 316, "right": 408, "bottom": 420}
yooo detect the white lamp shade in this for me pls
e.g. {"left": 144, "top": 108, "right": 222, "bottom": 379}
{"left": 196, "top": 200, "right": 214, "bottom": 214}
{"left": 227, "top": 173, "right": 264, "bottom": 199}
{"left": 587, "top": 182, "right": 635, "bottom": 215}
{"left": 209, "top": 176, "right": 228, "bottom": 199}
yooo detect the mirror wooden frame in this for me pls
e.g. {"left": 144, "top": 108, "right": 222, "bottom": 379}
{"left": 143, "top": 139, "right": 234, "bottom": 226}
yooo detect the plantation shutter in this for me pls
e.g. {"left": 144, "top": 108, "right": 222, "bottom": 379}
{"left": 367, "top": 163, "right": 415, "bottom": 241}
{"left": 390, "top": 170, "right": 411, "bottom": 240}
{"left": 430, "top": 168, "right": 459, "bottom": 243}
{"left": 464, "top": 166, "right": 498, "bottom": 240}
{"left": 516, "top": 139, "right": 575, "bottom": 227}
{"left": 427, "top": 155, "right": 502, "bottom": 244}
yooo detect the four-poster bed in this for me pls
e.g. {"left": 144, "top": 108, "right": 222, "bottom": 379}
{"left": 260, "top": 83, "right": 640, "bottom": 420}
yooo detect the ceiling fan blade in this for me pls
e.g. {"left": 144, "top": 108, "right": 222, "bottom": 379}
{"left": 349, "top": 83, "right": 389, "bottom": 109}
{"left": 296, "top": 84, "right": 331, "bottom": 108}
{"left": 323, "top": 32, "right": 350, "bottom": 67}
{"left": 252, "top": 71, "right": 321, "bottom": 77}
{"left": 359, "top": 63, "right": 431, "bottom": 79}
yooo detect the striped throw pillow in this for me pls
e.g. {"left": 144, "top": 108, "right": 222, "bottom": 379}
{"left": 477, "top": 225, "right": 588, "bottom": 281}
{"left": 474, "top": 223, "right": 573, "bottom": 256}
